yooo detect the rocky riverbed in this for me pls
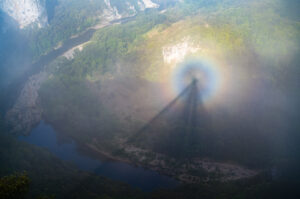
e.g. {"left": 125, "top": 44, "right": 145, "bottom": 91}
{"left": 86, "top": 141, "right": 259, "bottom": 184}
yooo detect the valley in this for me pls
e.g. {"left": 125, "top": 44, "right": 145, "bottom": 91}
{"left": 0, "top": 0, "right": 299, "bottom": 198}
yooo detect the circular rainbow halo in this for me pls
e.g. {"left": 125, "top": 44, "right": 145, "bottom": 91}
{"left": 171, "top": 58, "right": 221, "bottom": 103}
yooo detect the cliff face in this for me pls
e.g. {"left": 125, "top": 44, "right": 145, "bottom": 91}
{"left": 3, "top": 0, "right": 183, "bottom": 134}
{"left": 0, "top": 0, "right": 180, "bottom": 29}
{"left": 103, "top": 0, "right": 160, "bottom": 19}
{"left": 0, "top": 0, "right": 47, "bottom": 29}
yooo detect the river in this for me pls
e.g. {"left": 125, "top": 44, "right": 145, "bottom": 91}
{"left": 19, "top": 121, "right": 179, "bottom": 192}
{"left": 1, "top": 15, "right": 136, "bottom": 113}
{"left": 14, "top": 12, "right": 179, "bottom": 192}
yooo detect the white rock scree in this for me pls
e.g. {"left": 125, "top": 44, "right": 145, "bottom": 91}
{"left": 0, "top": 0, "right": 47, "bottom": 29}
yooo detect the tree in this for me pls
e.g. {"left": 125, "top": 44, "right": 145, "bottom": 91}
{"left": 0, "top": 172, "right": 30, "bottom": 199}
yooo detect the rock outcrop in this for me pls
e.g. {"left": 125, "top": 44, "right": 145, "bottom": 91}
{"left": 102, "top": 0, "right": 160, "bottom": 20}
{"left": 141, "top": 0, "right": 159, "bottom": 9}
{"left": 5, "top": 72, "right": 47, "bottom": 135}
{"left": 0, "top": 0, "right": 47, "bottom": 29}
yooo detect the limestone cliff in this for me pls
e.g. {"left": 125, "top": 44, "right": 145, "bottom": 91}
{"left": 0, "top": 0, "right": 47, "bottom": 29}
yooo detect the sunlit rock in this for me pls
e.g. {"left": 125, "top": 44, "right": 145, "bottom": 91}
{"left": 0, "top": 0, "right": 47, "bottom": 29}
{"left": 142, "top": 0, "right": 159, "bottom": 8}
{"left": 162, "top": 38, "right": 201, "bottom": 67}
{"left": 103, "top": 0, "right": 122, "bottom": 20}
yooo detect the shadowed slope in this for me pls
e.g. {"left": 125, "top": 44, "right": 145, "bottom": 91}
{"left": 129, "top": 79, "right": 213, "bottom": 158}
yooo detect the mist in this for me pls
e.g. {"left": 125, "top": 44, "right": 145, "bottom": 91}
{"left": 0, "top": 0, "right": 299, "bottom": 198}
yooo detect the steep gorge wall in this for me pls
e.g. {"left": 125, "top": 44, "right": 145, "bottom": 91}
{"left": 0, "top": 0, "right": 47, "bottom": 29}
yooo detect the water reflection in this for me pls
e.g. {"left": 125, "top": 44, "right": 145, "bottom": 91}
{"left": 19, "top": 121, "right": 179, "bottom": 192}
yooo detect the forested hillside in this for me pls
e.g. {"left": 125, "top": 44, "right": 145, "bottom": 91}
{"left": 0, "top": 0, "right": 299, "bottom": 198}
{"left": 38, "top": 0, "right": 299, "bottom": 170}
